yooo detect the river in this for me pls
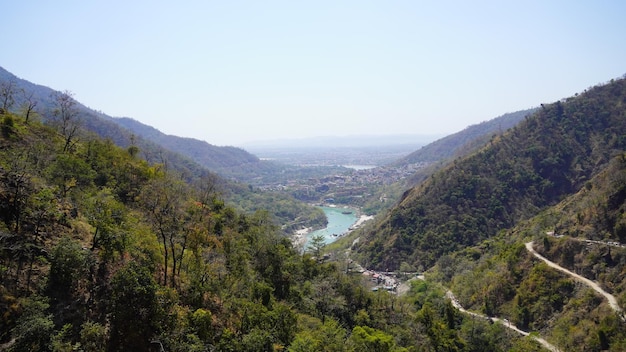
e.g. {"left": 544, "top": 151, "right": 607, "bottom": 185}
{"left": 306, "top": 206, "right": 358, "bottom": 246}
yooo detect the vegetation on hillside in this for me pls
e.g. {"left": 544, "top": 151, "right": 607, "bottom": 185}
{"left": 395, "top": 108, "right": 537, "bottom": 166}
{"left": 431, "top": 154, "right": 626, "bottom": 351}
{"left": 0, "top": 111, "right": 548, "bottom": 351}
{"left": 0, "top": 67, "right": 325, "bottom": 234}
{"left": 4, "top": 64, "right": 626, "bottom": 351}
{"left": 355, "top": 78, "right": 626, "bottom": 271}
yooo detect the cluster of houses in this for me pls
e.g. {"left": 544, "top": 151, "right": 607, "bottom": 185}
{"left": 361, "top": 270, "right": 399, "bottom": 292}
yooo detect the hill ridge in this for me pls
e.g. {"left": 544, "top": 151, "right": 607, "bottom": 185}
{"left": 355, "top": 77, "right": 626, "bottom": 270}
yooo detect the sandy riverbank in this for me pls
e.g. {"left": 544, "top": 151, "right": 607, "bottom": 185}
{"left": 351, "top": 214, "right": 374, "bottom": 229}
{"left": 291, "top": 227, "right": 312, "bottom": 250}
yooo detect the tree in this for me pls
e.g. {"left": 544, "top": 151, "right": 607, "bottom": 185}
{"left": 46, "top": 153, "right": 96, "bottom": 198}
{"left": 10, "top": 296, "right": 54, "bottom": 351}
{"left": 47, "top": 237, "right": 87, "bottom": 303}
{"left": 289, "top": 317, "right": 347, "bottom": 352}
{"left": 51, "top": 90, "right": 80, "bottom": 153}
{"left": 0, "top": 150, "right": 33, "bottom": 234}
{"left": 20, "top": 89, "right": 38, "bottom": 124}
{"left": 108, "top": 262, "right": 159, "bottom": 352}
{"left": 0, "top": 78, "right": 16, "bottom": 113}
{"left": 347, "top": 325, "right": 400, "bottom": 352}
{"left": 84, "top": 188, "right": 128, "bottom": 259}
{"left": 79, "top": 321, "right": 107, "bottom": 352}
{"left": 309, "top": 278, "right": 346, "bottom": 323}
{"left": 140, "top": 176, "right": 190, "bottom": 287}
{"left": 307, "top": 234, "right": 326, "bottom": 261}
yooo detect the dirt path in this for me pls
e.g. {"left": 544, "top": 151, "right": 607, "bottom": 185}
{"left": 525, "top": 241, "right": 624, "bottom": 320}
{"left": 445, "top": 290, "right": 561, "bottom": 352}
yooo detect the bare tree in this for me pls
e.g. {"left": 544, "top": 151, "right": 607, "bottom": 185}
{"left": 0, "top": 78, "right": 16, "bottom": 113}
{"left": 52, "top": 90, "right": 80, "bottom": 152}
{"left": 20, "top": 89, "right": 38, "bottom": 124}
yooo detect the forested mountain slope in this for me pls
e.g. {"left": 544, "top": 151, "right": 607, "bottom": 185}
{"left": 0, "top": 112, "right": 338, "bottom": 350}
{"left": 0, "top": 66, "right": 220, "bottom": 179}
{"left": 0, "top": 66, "right": 326, "bottom": 231}
{"left": 437, "top": 152, "right": 626, "bottom": 351}
{"left": 113, "top": 117, "right": 270, "bottom": 174}
{"left": 0, "top": 64, "right": 291, "bottom": 183}
{"left": 355, "top": 78, "right": 626, "bottom": 271}
{"left": 0, "top": 111, "right": 544, "bottom": 351}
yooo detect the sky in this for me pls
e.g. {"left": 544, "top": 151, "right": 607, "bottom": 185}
{"left": 2, "top": 1, "right": 626, "bottom": 146}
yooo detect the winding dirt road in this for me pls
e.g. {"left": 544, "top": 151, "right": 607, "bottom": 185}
{"left": 445, "top": 291, "right": 561, "bottom": 352}
{"left": 525, "top": 241, "right": 624, "bottom": 319}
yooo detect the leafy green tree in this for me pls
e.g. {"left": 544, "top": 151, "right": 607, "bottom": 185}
{"left": 108, "top": 262, "right": 159, "bottom": 352}
{"left": 9, "top": 296, "right": 54, "bottom": 352}
{"left": 47, "top": 237, "right": 87, "bottom": 303}
{"left": 79, "top": 321, "right": 107, "bottom": 352}
{"left": 45, "top": 237, "right": 90, "bottom": 334}
{"left": 190, "top": 308, "right": 213, "bottom": 342}
{"left": 84, "top": 188, "right": 128, "bottom": 259}
{"left": 46, "top": 153, "right": 95, "bottom": 198}
{"left": 288, "top": 331, "right": 319, "bottom": 352}
{"left": 140, "top": 176, "right": 191, "bottom": 287}
{"left": 308, "top": 277, "right": 346, "bottom": 323}
{"left": 289, "top": 317, "right": 347, "bottom": 352}
{"left": 50, "top": 323, "right": 78, "bottom": 352}
{"left": 347, "top": 325, "right": 401, "bottom": 352}
{"left": 307, "top": 234, "right": 326, "bottom": 261}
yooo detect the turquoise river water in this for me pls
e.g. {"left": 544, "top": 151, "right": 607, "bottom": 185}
{"left": 306, "top": 206, "right": 358, "bottom": 245}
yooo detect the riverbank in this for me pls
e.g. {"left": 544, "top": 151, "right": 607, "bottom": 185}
{"left": 291, "top": 207, "right": 374, "bottom": 250}
{"left": 292, "top": 227, "right": 313, "bottom": 249}
{"left": 350, "top": 214, "right": 374, "bottom": 230}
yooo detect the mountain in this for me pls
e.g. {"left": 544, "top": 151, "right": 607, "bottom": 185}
{"left": 354, "top": 77, "right": 626, "bottom": 271}
{"left": 435, "top": 152, "right": 626, "bottom": 351}
{"left": 389, "top": 108, "right": 537, "bottom": 187}
{"left": 112, "top": 117, "right": 269, "bottom": 175}
{"left": 0, "top": 65, "right": 315, "bottom": 183}
{"left": 1, "top": 107, "right": 546, "bottom": 351}
{"left": 394, "top": 108, "right": 537, "bottom": 166}
{"left": 0, "top": 66, "right": 326, "bottom": 230}
{"left": 0, "top": 66, "right": 213, "bottom": 179}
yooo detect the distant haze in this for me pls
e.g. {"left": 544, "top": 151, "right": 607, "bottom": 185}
{"left": 242, "top": 134, "right": 441, "bottom": 149}
{"left": 244, "top": 136, "right": 429, "bottom": 167}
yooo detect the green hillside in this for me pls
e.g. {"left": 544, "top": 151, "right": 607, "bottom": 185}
{"left": 434, "top": 152, "right": 626, "bottom": 351}
{"left": 4, "top": 64, "right": 626, "bottom": 350}
{"left": 0, "top": 66, "right": 325, "bottom": 233}
{"left": 113, "top": 117, "right": 267, "bottom": 173}
{"left": 354, "top": 78, "right": 626, "bottom": 271}
{"left": 0, "top": 111, "right": 545, "bottom": 351}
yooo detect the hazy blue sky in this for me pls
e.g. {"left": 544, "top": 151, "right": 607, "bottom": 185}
{"left": 3, "top": 1, "right": 625, "bottom": 146}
